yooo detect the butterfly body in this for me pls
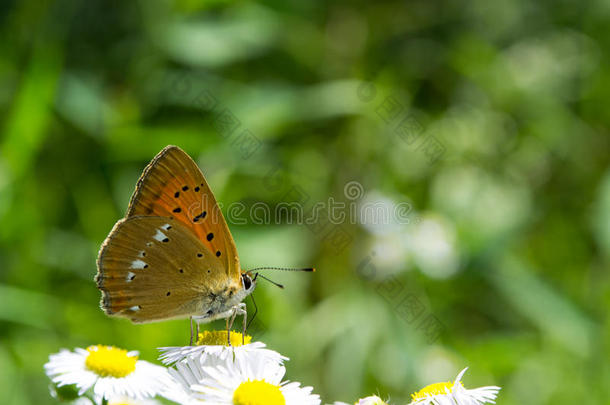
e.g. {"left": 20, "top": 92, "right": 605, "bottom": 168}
{"left": 95, "top": 146, "right": 255, "bottom": 324}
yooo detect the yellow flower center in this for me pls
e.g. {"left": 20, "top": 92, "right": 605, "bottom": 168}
{"left": 411, "top": 381, "right": 461, "bottom": 401}
{"left": 233, "top": 380, "right": 285, "bottom": 405}
{"left": 197, "top": 330, "right": 252, "bottom": 346}
{"left": 85, "top": 345, "right": 137, "bottom": 378}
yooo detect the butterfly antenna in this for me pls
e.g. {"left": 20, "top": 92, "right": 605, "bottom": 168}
{"left": 247, "top": 294, "right": 258, "bottom": 329}
{"left": 249, "top": 266, "right": 315, "bottom": 272}
{"left": 255, "top": 273, "right": 285, "bottom": 289}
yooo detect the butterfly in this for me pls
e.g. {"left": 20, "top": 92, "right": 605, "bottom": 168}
{"left": 95, "top": 145, "right": 256, "bottom": 340}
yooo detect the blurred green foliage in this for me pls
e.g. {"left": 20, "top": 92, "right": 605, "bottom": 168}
{"left": 1, "top": 0, "right": 609, "bottom": 404}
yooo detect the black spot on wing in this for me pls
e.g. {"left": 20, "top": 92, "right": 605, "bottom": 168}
{"left": 193, "top": 211, "right": 207, "bottom": 222}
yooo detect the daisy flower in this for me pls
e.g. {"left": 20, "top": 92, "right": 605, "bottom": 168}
{"left": 158, "top": 330, "right": 286, "bottom": 367}
{"left": 165, "top": 347, "right": 320, "bottom": 405}
{"left": 355, "top": 396, "right": 389, "bottom": 405}
{"left": 409, "top": 368, "right": 501, "bottom": 405}
{"left": 333, "top": 395, "right": 390, "bottom": 405}
{"left": 45, "top": 345, "right": 173, "bottom": 402}
{"left": 107, "top": 395, "right": 165, "bottom": 405}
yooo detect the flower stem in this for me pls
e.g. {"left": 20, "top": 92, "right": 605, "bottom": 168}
{"left": 83, "top": 393, "right": 96, "bottom": 405}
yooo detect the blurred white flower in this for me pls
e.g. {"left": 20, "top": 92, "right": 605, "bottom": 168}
{"left": 409, "top": 368, "right": 500, "bottom": 405}
{"left": 165, "top": 347, "right": 319, "bottom": 405}
{"left": 44, "top": 345, "right": 172, "bottom": 401}
{"left": 409, "top": 216, "right": 459, "bottom": 279}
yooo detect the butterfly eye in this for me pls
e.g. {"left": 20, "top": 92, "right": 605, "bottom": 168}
{"left": 242, "top": 274, "right": 252, "bottom": 291}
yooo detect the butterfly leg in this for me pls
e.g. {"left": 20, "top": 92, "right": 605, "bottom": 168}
{"left": 226, "top": 310, "right": 239, "bottom": 346}
{"left": 227, "top": 303, "right": 247, "bottom": 345}
{"left": 241, "top": 304, "right": 247, "bottom": 345}
{"left": 222, "top": 303, "right": 247, "bottom": 346}
{"left": 225, "top": 317, "right": 231, "bottom": 346}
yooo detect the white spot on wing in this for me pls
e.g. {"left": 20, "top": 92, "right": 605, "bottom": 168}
{"left": 129, "top": 305, "right": 141, "bottom": 312}
{"left": 161, "top": 223, "right": 171, "bottom": 230}
{"left": 153, "top": 230, "right": 167, "bottom": 241}
{"left": 130, "top": 260, "right": 147, "bottom": 269}
{"left": 126, "top": 272, "right": 135, "bottom": 282}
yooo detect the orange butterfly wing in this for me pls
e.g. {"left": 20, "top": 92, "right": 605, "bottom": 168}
{"left": 125, "top": 145, "right": 240, "bottom": 280}
{"left": 96, "top": 216, "right": 234, "bottom": 322}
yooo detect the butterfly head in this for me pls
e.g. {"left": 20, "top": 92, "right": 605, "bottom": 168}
{"left": 241, "top": 272, "right": 257, "bottom": 294}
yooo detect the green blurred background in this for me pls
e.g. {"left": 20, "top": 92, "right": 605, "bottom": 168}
{"left": 1, "top": 0, "right": 609, "bottom": 404}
